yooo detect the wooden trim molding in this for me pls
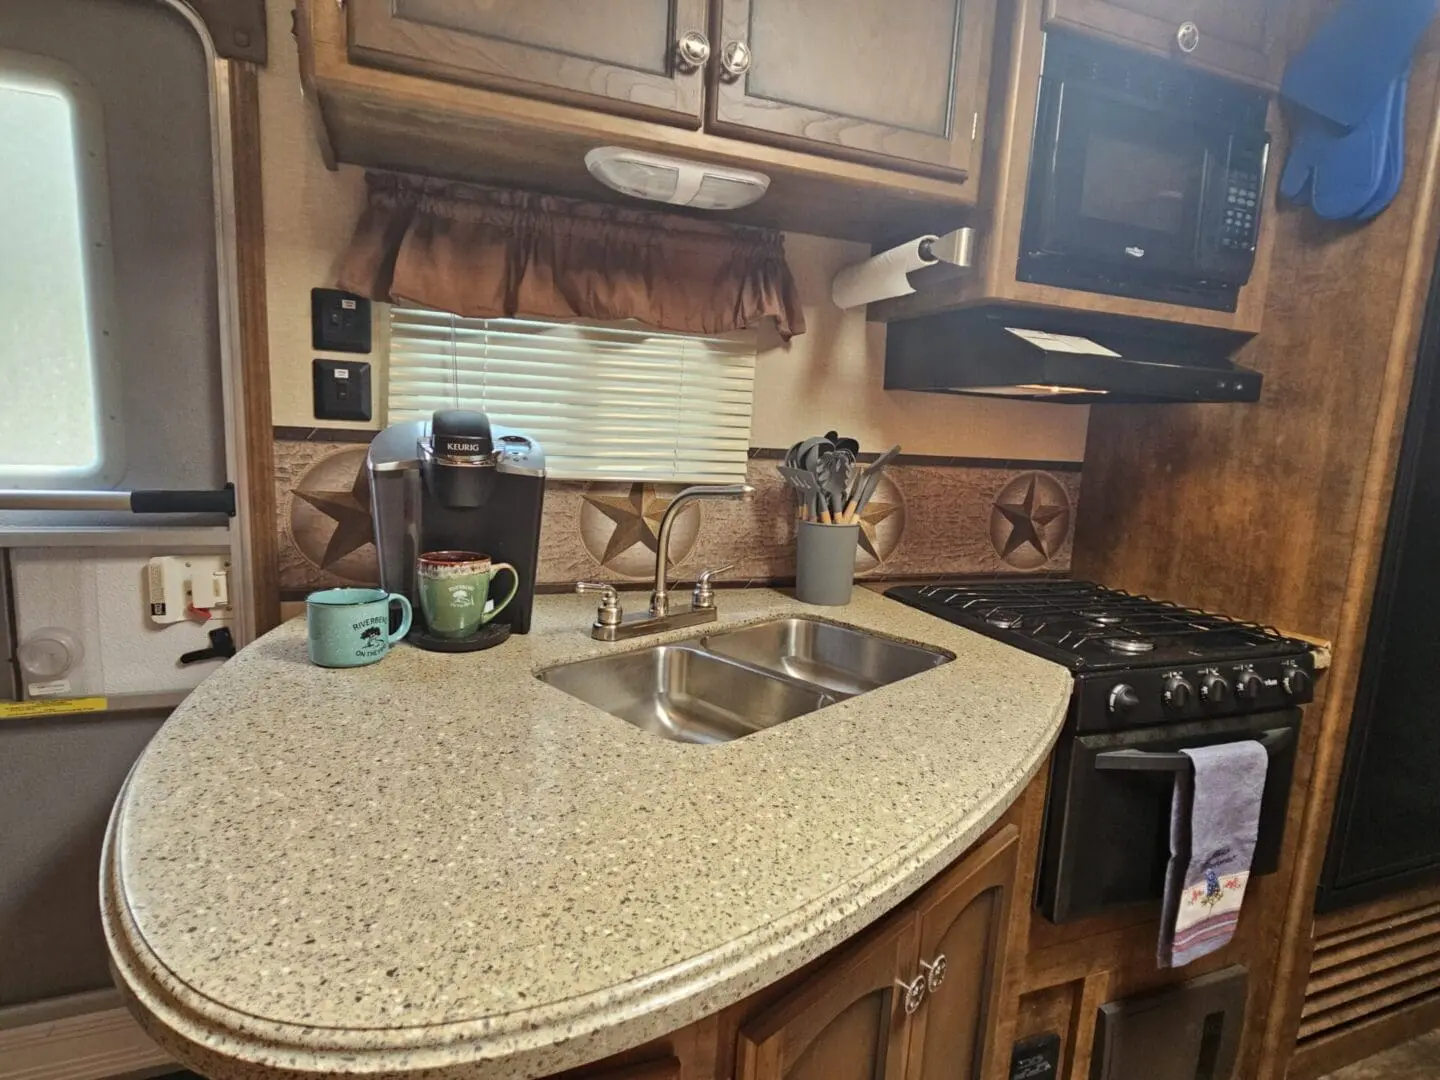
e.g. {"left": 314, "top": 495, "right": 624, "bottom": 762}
{"left": 229, "top": 62, "right": 281, "bottom": 636}
{"left": 0, "top": 994, "right": 171, "bottom": 1080}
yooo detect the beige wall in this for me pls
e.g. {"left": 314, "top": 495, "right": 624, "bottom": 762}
{"left": 257, "top": 0, "right": 1087, "bottom": 460}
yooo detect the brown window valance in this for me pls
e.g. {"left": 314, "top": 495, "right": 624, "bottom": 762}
{"left": 336, "top": 172, "right": 806, "bottom": 341}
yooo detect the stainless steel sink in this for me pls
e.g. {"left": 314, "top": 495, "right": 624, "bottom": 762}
{"left": 702, "top": 617, "right": 952, "bottom": 697}
{"left": 537, "top": 645, "right": 834, "bottom": 745}
{"left": 538, "top": 617, "right": 952, "bottom": 745}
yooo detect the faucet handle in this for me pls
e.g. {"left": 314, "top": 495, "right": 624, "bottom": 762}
{"left": 576, "top": 581, "right": 623, "bottom": 627}
{"left": 692, "top": 564, "right": 734, "bottom": 610}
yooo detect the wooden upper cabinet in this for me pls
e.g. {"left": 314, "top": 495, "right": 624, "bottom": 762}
{"left": 737, "top": 913, "right": 917, "bottom": 1080}
{"left": 707, "top": 0, "right": 998, "bottom": 176}
{"left": 904, "top": 827, "right": 1019, "bottom": 1080}
{"left": 1046, "top": 0, "right": 1281, "bottom": 87}
{"left": 346, "top": 0, "right": 711, "bottom": 126}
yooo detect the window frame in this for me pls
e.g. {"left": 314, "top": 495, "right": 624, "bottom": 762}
{"left": 0, "top": 47, "right": 124, "bottom": 488}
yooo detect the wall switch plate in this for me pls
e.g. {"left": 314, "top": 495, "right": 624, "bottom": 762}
{"left": 311, "top": 288, "right": 371, "bottom": 353}
{"left": 313, "top": 359, "right": 372, "bottom": 422}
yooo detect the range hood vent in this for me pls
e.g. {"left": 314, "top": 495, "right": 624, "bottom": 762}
{"left": 884, "top": 308, "right": 1261, "bottom": 404}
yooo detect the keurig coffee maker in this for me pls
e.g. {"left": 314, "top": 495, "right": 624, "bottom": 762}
{"left": 367, "top": 409, "right": 545, "bottom": 650}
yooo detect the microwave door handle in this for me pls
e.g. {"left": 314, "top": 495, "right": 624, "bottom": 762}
{"left": 1093, "top": 727, "right": 1294, "bottom": 773}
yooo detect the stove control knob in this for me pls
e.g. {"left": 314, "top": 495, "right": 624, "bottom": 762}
{"left": 1282, "top": 664, "right": 1313, "bottom": 700}
{"left": 1108, "top": 684, "right": 1141, "bottom": 717}
{"left": 1163, "top": 675, "right": 1195, "bottom": 712}
{"left": 1235, "top": 671, "right": 1264, "bottom": 701}
{"left": 1200, "top": 673, "right": 1231, "bottom": 707}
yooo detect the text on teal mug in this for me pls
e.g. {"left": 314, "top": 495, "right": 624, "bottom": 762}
{"left": 306, "top": 588, "right": 412, "bottom": 667}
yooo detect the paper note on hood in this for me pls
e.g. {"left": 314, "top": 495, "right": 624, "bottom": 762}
{"left": 831, "top": 237, "right": 938, "bottom": 309}
{"left": 1005, "top": 328, "right": 1122, "bottom": 357}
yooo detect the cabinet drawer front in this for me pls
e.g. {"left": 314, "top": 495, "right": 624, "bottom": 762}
{"left": 347, "top": 0, "right": 707, "bottom": 126}
{"left": 1046, "top": 0, "right": 1278, "bottom": 88}
{"left": 709, "top": 0, "right": 995, "bottom": 175}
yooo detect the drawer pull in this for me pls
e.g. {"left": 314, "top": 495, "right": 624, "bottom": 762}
{"left": 896, "top": 974, "right": 927, "bottom": 1015}
{"left": 676, "top": 31, "right": 711, "bottom": 72}
{"left": 921, "top": 953, "right": 947, "bottom": 993}
{"left": 720, "top": 39, "right": 752, "bottom": 79}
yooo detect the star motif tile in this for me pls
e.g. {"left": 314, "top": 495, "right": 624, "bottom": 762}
{"left": 990, "top": 472, "right": 1072, "bottom": 569}
{"left": 293, "top": 459, "right": 375, "bottom": 569}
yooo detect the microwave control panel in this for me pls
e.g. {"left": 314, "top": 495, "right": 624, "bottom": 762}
{"left": 1220, "top": 166, "right": 1263, "bottom": 251}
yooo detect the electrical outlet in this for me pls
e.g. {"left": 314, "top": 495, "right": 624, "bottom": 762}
{"left": 313, "top": 359, "right": 372, "bottom": 422}
{"left": 311, "top": 288, "right": 371, "bottom": 353}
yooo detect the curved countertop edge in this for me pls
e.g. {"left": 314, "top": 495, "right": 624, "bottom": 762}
{"left": 101, "top": 593, "right": 1073, "bottom": 1080}
{"left": 104, "top": 715, "right": 1065, "bottom": 1080}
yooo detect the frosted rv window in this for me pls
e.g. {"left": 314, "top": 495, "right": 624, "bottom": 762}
{"left": 0, "top": 52, "right": 119, "bottom": 483}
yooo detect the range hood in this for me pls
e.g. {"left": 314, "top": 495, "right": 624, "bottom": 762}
{"left": 884, "top": 307, "right": 1261, "bottom": 404}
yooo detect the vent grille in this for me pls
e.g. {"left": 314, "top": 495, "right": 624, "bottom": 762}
{"left": 1299, "top": 898, "right": 1440, "bottom": 1044}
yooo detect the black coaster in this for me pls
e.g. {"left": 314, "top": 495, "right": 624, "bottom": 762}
{"left": 407, "top": 622, "right": 512, "bottom": 653}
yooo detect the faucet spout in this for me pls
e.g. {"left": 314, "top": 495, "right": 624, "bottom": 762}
{"left": 652, "top": 483, "right": 754, "bottom": 616}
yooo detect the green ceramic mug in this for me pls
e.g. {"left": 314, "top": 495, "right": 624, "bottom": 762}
{"left": 306, "top": 588, "right": 412, "bottom": 667}
{"left": 417, "top": 551, "right": 519, "bottom": 639}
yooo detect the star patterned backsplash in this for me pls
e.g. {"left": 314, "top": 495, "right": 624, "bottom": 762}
{"left": 274, "top": 431, "right": 1082, "bottom": 597}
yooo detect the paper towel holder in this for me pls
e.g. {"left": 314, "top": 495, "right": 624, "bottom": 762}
{"left": 917, "top": 227, "right": 976, "bottom": 268}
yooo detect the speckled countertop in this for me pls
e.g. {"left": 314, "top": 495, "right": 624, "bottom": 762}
{"left": 103, "top": 588, "right": 1072, "bottom": 1080}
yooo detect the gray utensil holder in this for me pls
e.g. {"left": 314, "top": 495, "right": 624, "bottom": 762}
{"left": 796, "top": 521, "right": 860, "bottom": 605}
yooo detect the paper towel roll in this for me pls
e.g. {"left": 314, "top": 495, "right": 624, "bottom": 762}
{"left": 830, "top": 236, "right": 939, "bottom": 309}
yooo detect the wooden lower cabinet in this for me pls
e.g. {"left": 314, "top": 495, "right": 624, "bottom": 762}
{"left": 905, "top": 829, "right": 1018, "bottom": 1080}
{"left": 736, "top": 827, "right": 1020, "bottom": 1080}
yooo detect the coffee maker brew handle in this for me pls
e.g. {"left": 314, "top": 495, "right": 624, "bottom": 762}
{"left": 386, "top": 594, "right": 413, "bottom": 643}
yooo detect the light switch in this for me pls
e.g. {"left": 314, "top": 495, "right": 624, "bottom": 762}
{"left": 311, "top": 288, "right": 372, "bottom": 353}
{"left": 313, "top": 359, "right": 372, "bottom": 422}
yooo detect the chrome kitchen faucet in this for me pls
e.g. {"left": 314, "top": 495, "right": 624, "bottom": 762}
{"left": 577, "top": 483, "right": 754, "bottom": 641}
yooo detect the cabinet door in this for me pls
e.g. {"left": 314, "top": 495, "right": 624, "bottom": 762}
{"left": 347, "top": 0, "right": 709, "bottom": 126}
{"left": 904, "top": 827, "right": 1020, "bottom": 1080}
{"left": 707, "top": 0, "right": 997, "bottom": 175}
{"left": 737, "top": 912, "right": 918, "bottom": 1080}
{"left": 1047, "top": 0, "right": 1279, "bottom": 87}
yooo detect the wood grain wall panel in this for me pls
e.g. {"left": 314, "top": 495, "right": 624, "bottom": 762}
{"left": 1072, "top": 20, "right": 1440, "bottom": 1080}
{"left": 228, "top": 62, "right": 281, "bottom": 637}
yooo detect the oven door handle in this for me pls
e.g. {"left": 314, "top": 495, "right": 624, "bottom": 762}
{"left": 1093, "top": 727, "right": 1294, "bottom": 773}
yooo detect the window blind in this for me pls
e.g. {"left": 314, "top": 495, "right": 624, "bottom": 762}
{"left": 387, "top": 309, "right": 757, "bottom": 483}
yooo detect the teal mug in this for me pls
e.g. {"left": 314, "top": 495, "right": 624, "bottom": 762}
{"left": 306, "top": 588, "right": 412, "bottom": 668}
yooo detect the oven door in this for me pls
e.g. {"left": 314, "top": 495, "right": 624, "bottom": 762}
{"left": 1024, "top": 79, "right": 1229, "bottom": 278}
{"left": 1038, "top": 709, "right": 1300, "bottom": 924}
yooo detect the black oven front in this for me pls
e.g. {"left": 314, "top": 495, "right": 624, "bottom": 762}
{"left": 1037, "top": 706, "right": 1301, "bottom": 924}
{"left": 1019, "top": 31, "right": 1271, "bottom": 313}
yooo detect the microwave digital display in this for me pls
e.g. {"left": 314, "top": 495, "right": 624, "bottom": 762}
{"left": 1019, "top": 31, "right": 1271, "bottom": 313}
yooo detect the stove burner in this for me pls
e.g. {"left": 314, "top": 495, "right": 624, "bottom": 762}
{"left": 888, "top": 579, "right": 1307, "bottom": 673}
{"left": 1102, "top": 636, "right": 1155, "bottom": 654}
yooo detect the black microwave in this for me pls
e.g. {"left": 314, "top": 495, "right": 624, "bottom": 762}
{"left": 1018, "top": 31, "right": 1271, "bottom": 313}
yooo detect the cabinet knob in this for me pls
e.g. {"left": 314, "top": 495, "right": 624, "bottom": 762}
{"left": 720, "top": 39, "right": 753, "bottom": 79}
{"left": 920, "top": 953, "right": 948, "bottom": 993}
{"left": 1176, "top": 21, "right": 1201, "bottom": 54}
{"left": 896, "top": 974, "right": 927, "bottom": 1016}
{"left": 675, "top": 30, "right": 711, "bottom": 72}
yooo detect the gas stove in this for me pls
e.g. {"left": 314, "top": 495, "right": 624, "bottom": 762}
{"left": 886, "top": 579, "right": 1314, "bottom": 732}
{"left": 887, "top": 578, "right": 1317, "bottom": 922}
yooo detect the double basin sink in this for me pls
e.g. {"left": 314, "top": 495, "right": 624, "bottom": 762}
{"left": 538, "top": 617, "right": 953, "bottom": 745}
